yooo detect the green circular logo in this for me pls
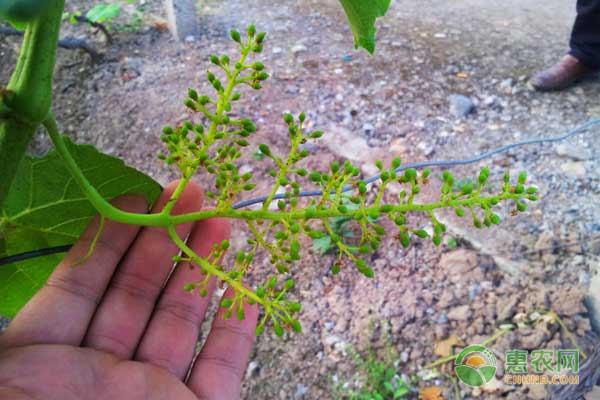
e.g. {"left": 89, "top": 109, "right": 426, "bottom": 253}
{"left": 454, "top": 345, "right": 497, "bottom": 387}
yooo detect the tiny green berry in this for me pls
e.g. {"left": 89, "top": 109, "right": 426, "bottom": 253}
{"left": 230, "top": 29, "right": 241, "bottom": 42}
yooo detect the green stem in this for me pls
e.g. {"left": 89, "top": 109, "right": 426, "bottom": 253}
{"left": 0, "top": 0, "right": 65, "bottom": 207}
{"left": 45, "top": 118, "right": 535, "bottom": 230}
{"left": 167, "top": 225, "right": 264, "bottom": 306}
{"left": 424, "top": 326, "right": 513, "bottom": 369}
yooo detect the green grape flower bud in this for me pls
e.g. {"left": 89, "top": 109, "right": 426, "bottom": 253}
{"left": 230, "top": 29, "right": 241, "bottom": 42}
{"left": 400, "top": 231, "right": 410, "bottom": 248}
{"left": 285, "top": 278, "right": 295, "bottom": 290}
{"left": 221, "top": 298, "right": 234, "bottom": 308}
{"left": 247, "top": 24, "right": 256, "bottom": 37}
{"left": 413, "top": 229, "right": 429, "bottom": 238}
{"left": 256, "top": 31, "right": 266, "bottom": 43}
{"left": 491, "top": 214, "right": 501, "bottom": 225}
{"left": 310, "top": 131, "right": 323, "bottom": 139}
{"left": 518, "top": 172, "right": 527, "bottom": 184}
{"left": 188, "top": 88, "right": 198, "bottom": 100}
{"left": 405, "top": 168, "right": 417, "bottom": 181}
{"left": 359, "top": 266, "right": 375, "bottom": 278}
{"left": 478, "top": 167, "right": 490, "bottom": 184}
{"left": 267, "top": 276, "right": 277, "bottom": 289}
{"left": 331, "top": 264, "right": 341, "bottom": 275}
{"left": 331, "top": 161, "right": 340, "bottom": 173}
{"left": 375, "top": 160, "right": 383, "bottom": 170}
{"left": 210, "top": 55, "right": 220, "bottom": 65}
{"left": 455, "top": 208, "right": 465, "bottom": 217}
{"left": 392, "top": 157, "right": 402, "bottom": 169}
{"left": 259, "top": 144, "right": 271, "bottom": 156}
{"left": 273, "top": 321, "right": 284, "bottom": 337}
{"left": 253, "top": 62, "right": 265, "bottom": 71}
{"left": 380, "top": 204, "right": 394, "bottom": 213}
{"left": 358, "top": 182, "right": 367, "bottom": 195}
{"left": 514, "top": 184, "right": 524, "bottom": 194}
{"left": 237, "top": 307, "right": 245, "bottom": 321}
{"left": 255, "top": 325, "right": 264, "bottom": 336}
{"left": 283, "top": 113, "right": 294, "bottom": 124}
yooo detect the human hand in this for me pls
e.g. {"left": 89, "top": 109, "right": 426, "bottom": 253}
{"left": 0, "top": 180, "right": 258, "bottom": 400}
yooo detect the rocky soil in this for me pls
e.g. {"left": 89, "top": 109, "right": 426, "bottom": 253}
{"left": 1, "top": 0, "right": 599, "bottom": 399}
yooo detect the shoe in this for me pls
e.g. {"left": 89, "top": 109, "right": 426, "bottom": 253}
{"left": 529, "top": 55, "right": 595, "bottom": 91}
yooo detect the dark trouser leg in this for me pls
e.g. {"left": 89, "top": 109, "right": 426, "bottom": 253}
{"left": 569, "top": 0, "right": 600, "bottom": 69}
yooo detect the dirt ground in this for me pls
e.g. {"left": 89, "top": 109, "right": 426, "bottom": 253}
{"left": 1, "top": 0, "right": 599, "bottom": 399}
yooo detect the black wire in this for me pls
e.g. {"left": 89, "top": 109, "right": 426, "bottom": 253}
{"left": 232, "top": 118, "right": 600, "bottom": 208}
{"left": 0, "top": 245, "right": 73, "bottom": 266}
{"left": 1, "top": 119, "right": 598, "bottom": 266}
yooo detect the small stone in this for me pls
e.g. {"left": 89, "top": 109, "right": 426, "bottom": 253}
{"left": 555, "top": 144, "right": 592, "bottom": 161}
{"left": 499, "top": 78, "right": 515, "bottom": 93}
{"left": 291, "top": 44, "right": 307, "bottom": 54}
{"left": 294, "top": 383, "right": 309, "bottom": 399}
{"left": 286, "top": 85, "right": 300, "bottom": 94}
{"left": 439, "top": 249, "right": 478, "bottom": 282}
{"left": 497, "top": 297, "right": 519, "bottom": 321}
{"left": 518, "top": 326, "right": 550, "bottom": 349}
{"left": 586, "top": 273, "right": 600, "bottom": 333}
{"left": 400, "top": 351, "right": 409, "bottom": 363}
{"left": 447, "top": 305, "right": 470, "bottom": 321}
{"left": 245, "top": 361, "right": 260, "bottom": 379}
{"left": 560, "top": 162, "right": 587, "bottom": 178}
{"left": 449, "top": 94, "right": 475, "bottom": 117}
{"left": 583, "top": 386, "right": 600, "bottom": 400}
{"left": 390, "top": 138, "right": 408, "bottom": 156}
{"left": 552, "top": 287, "right": 587, "bottom": 316}
{"left": 417, "top": 141, "right": 434, "bottom": 156}
{"left": 483, "top": 96, "right": 498, "bottom": 107}
{"left": 526, "top": 384, "right": 548, "bottom": 400}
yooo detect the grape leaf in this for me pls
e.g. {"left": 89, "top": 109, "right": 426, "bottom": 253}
{"left": 86, "top": 3, "right": 120, "bottom": 23}
{"left": 338, "top": 0, "right": 391, "bottom": 54}
{"left": 0, "top": 136, "right": 161, "bottom": 317}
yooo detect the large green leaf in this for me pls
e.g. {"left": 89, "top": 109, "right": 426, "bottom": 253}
{"left": 338, "top": 0, "right": 391, "bottom": 54}
{"left": 0, "top": 136, "right": 161, "bottom": 317}
{"left": 0, "top": 0, "right": 50, "bottom": 30}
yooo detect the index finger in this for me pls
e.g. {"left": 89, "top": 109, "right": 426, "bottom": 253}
{"left": 0, "top": 194, "right": 148, "bottom": 349}
{"left": 187, "top": 286, "right": 258, "bottom": 400}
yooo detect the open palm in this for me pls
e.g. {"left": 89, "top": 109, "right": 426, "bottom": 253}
{"left": 0, "top": 181, "right": 258, "bottom": 400}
